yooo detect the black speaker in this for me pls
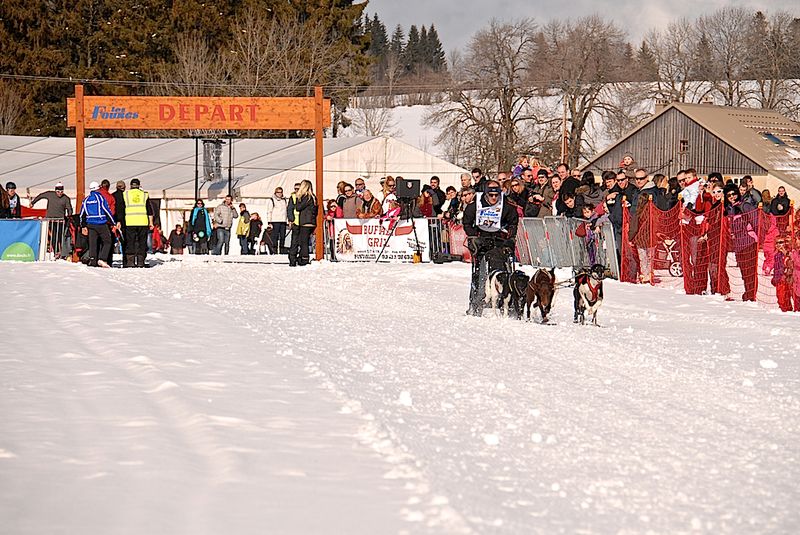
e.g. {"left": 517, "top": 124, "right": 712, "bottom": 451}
{"left": 395, "top": 177, "right": 420, "bottom": 200}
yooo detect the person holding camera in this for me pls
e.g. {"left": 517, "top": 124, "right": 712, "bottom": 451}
{"left": 462, "top": 180, "right": 519, "bottom": 316}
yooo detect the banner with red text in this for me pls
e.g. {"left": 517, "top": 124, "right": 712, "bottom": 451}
{"left": 331, "top": 218, "right": 430, "bottom": 262}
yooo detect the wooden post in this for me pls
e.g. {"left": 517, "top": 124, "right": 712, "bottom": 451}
{"left": 194, "top": 138, "right": 199, "bottom": 200}
{"left": 314, "top": 86, "right": 324, "bottom": 261}
{"left": 75, "top": 84, "right": 86, "bottom": 209}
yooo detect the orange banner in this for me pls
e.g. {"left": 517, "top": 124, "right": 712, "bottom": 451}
{"left": 67, "top": 96, "right": 331, "bottom": 130}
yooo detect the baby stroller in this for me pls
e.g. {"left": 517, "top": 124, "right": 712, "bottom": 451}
{"left": 653, "top": 232, "right": 683, "bottom": 277}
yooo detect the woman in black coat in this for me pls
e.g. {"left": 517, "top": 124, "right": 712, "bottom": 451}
{"left": 288, "top": 180, "right": 318, "bottom": 266}
{"left": 247, "top": 213, "right": 263, "bottom": 254}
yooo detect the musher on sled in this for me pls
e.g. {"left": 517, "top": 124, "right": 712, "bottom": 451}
{"left": 462, "top": 179, "right": 519, "bottom": 316}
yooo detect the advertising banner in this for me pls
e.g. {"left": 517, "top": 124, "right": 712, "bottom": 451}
{"left": 0, "top": 220, "right": 41, "bottom": 262}
{"left": 332, "top": 218, "right": 430, "bottom": 263}
{"left": 67, "top": 96, "right": 331, "bottom": 130}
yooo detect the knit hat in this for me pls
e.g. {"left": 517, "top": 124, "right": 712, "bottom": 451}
{"left": 89, "top": 181, "right": 100, "bottom": 191}
{"left": 55, "top": 182, "right": 64, "bottom": 190}
{"left": 5, "top": 181, "right": 15, "bottom": 189}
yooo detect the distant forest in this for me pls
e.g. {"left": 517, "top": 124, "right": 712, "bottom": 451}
{"left": 0, "top": 1, "right": 448, "bottom": 137}
{"left": 1, "top": 2, "right": 799, "bottom": 169}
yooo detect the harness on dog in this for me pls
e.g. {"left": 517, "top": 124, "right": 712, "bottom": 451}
{"left": 577, "top": 273, "right": 601, "bottom": 303}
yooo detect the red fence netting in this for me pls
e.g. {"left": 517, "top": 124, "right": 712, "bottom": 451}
{"left": 622, "top": 200, "right": 798, "bottom": 312}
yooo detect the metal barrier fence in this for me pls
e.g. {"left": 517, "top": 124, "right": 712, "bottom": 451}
{"left": 516, "top": 217, "right": 620, "bottom": 278}
{"left": 42, "top": 218, "right": 71, "bottom": 260}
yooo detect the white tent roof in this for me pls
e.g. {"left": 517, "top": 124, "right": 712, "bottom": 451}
{"left": 0, "top": 135, "right": 466, "bottom": 201}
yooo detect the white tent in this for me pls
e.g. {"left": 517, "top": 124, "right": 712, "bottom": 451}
{"left": 0, "top": 135, "right": 466, "bottom": 231}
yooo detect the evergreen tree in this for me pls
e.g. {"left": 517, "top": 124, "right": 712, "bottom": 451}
{"left": 390, "top": 24, "right": 405, "bottom": 58}
{"left": 404, "top": 25, "right": 421, "bottom": 73}
{"left": 427, "top": 25, "right": 447, "bottom": 72}
{"left": 636, "top": 41, "right": 658, "bottom": 81}
{"left": 419, "top": 25, "right": 430, "bottom": 71}
{"left": 368, "top": 14, "right": 388, "bottom": 59}
{"left": 692, "top": 34, "right": 717, "bottom": 81}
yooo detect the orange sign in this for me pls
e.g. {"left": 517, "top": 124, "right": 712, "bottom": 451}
{"left": 67, "top": 96, "right": 331, "bottom": 130}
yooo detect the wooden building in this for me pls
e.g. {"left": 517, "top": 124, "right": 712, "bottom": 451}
{"left": 583, "top": 102, "right": 800, "bottom": 199}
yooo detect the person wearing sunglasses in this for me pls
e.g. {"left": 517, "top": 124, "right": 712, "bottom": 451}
{"left": 462, "top": 180, "right": 519, "bottom": 316}
{"left": 725, "top": 184, "right": 758, "bottom": 301}
{"left": 189, "top": 199, "right": 212, "bottom": 255}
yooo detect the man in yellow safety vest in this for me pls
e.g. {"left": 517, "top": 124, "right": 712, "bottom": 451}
{"left": 116, "top": 178, "right": 153, "bottom": 267}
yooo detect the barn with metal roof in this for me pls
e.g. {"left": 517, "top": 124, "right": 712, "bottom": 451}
{"left": 583, "top": 102, "right": 800, "bottom": 199}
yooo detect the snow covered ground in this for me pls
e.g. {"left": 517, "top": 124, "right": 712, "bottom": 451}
{"left": 2, "top": 260, "right": 799, "bottom": 534}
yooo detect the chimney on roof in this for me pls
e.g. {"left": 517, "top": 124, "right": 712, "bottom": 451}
{"left": 701, "top": 95, "right": 714, "bottom": 105}
{"left": 654, "top": 98, "right": 670, "bottom": 114}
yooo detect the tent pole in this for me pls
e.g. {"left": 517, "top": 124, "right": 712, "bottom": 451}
{"left": 314, "top": 86, "right": 324, "bottom": 261}
{"left": 194, "top": 137, "right": 199, "bottom": 200}
{"left": 75, "top": 84, "right": 86, "bottom": 209}
{"left": 228, "top": 137, "right": 233, "bottom": 197}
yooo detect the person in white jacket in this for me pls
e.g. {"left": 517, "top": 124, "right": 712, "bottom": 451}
{"left": 265, "top": 186, "right": 289, "bottom": 254}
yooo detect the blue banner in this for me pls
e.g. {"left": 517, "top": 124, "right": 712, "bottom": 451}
{"left": 0, "top": 220, "right": 42, "bottom": 262}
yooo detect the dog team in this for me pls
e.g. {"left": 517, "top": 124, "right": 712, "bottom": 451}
{"left": 484, "top": 261, "right": 606, "bottom": 326}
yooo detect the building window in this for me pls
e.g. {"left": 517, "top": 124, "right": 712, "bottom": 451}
{"left": 679, "top": 139, "right": 689, "bottom": 153}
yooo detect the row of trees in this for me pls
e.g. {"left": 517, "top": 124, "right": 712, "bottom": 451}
{"left": 0, "top": 0, "right": 371, "bottom": 136}
{"left": 423, "top": 8, "right": 800, "bottom": 171}
{"left": 363, "top": 14, "right": 447, "bottom": 94}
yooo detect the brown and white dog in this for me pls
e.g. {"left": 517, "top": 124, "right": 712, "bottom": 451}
{"left": 573, "top": 264, "right": 605, "bottom": 325}
{"left": 525, "top": 268, "right": 556, "bottom": 323}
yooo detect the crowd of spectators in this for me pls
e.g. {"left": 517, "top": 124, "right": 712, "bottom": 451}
{"left": 1, "top": 156, "right": 797, "bottom": 299}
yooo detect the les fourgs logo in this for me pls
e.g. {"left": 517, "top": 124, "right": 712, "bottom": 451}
{"left": 91, "top": 105, "right": 139, "bottom": 120}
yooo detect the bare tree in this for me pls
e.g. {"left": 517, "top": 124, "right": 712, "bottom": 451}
{"left": 600, "top": 83, "right": 653, "bottom": 143}
{"left": 348, "top": 102, "right": 402, "bottom": 137}
{"left": 536, "top": 16, "right": 629, "bottom": 167}
{"left": 645, "top": 19, "right": 711, "bottom": 104}
{"left": 425, "top": 19, "right": 549, "bottom": 170}
{"left": 153, "top": 34, "right": 228, "bottom": 97}
{"left": 745, "top": 11, "right": 800, "bottom": 117}
{"left": 696, "top": 7, "right": 752, "bottom": 106}
{"left": 384, "top": 50, "right": 405, "bottom": 105}
{"left": 0, "top": 82, "right": 23, "bottom": 135}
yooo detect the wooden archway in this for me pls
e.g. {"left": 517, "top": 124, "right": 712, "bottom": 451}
{"left": 68, "top": 85, "right": 331, "bottom": 259}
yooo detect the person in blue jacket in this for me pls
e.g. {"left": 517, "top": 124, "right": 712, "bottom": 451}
{"left": 189, "top": 199, "right": 213, "bottom": 255}
{"left": 79, "top": 181, "right": 116, "bottom": 267}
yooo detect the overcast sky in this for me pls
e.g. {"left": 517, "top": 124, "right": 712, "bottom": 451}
{"left": 365, "top": 0, "right": 799, "bottom": 54}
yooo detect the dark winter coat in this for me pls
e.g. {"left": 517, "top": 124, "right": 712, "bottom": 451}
{"left": 7, "top": 193, "right": 22, "bottom": 218}
{"left": 770, "top": 194, "right": 791, "bottom": 216}
{"left": 248, "top": 219, "right": 263, "bottom": 241}
{"left": 112, "top": 190, "right": 126, "bottom": 223}
{"left": 607, "top": 182, "right": 637, "bottom": 230}
{"left": 430, "top": 186, "right": 446, "bottom": 214}
{"left": 294, "top": 194, "right": 318, "bottom": 227}
{"left": 190, "top": 207, "right": 212, "bottom": 239}
{"left": 168, "top": 230, "right": 185, "bottom": 249}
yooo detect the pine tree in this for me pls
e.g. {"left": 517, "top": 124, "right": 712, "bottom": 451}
{"left": 404, "top": 24, "right": 421, "bottom": 73}
{"left": 419, "top": 25, "right": 430, "bottom": 72}
{"left": 636, "top": 41, "right": 659, "bottom": 82}
{"left": 428, "top": 25, "right": 447, "bottom": 72}
{"left": 368, "top": 13, "right": 388, "bottom": 59}
{"left": 390, "top": 24, "right": 405, "bottom": 58}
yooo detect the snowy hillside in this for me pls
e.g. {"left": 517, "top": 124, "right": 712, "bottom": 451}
{"left": 2, "top": 260, "right": 799, "bottom": 534}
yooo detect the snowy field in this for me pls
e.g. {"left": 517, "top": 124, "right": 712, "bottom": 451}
{"left": 2, "top": 260, "right": 799, "bottom": 534}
